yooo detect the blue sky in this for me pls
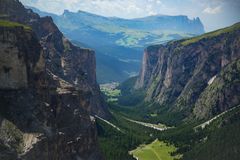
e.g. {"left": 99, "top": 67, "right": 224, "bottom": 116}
{"left": 20, "top": 0, "right": 240, "bottom": 31}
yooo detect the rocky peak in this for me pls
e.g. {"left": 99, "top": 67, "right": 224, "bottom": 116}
{"left": 63, "top": 9, "right": 72, "bottom": 17}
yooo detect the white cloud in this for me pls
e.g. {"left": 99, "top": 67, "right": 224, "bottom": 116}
{"left": 20, "top": 0, "right": 164, "bottom": 18}
{"left": 203, "top": 5, "right": 222, "bottom": 14}
{"left": 156, "top": 0, "right": 162, "bottom": 4}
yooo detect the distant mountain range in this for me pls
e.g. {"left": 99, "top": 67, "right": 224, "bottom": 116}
{"left": 30, "top": 7, "right": 205, "bottom": 83}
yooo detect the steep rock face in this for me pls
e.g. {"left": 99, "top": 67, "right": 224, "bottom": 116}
{"left": 0, "top": 22, "right": 103, "bottom": 160}
{"left": 0, "top": 26, "right": 42, "bottom": 89}
{"left": 136, "top": 23, "right": 240, "bottom": 119}
{"left": 136, "top": 45, "right": 160, "bottom": 89}
{"left": 0, "top": 0, "right": 109, "bottom": 159}
{"left": 0, "top": 0, "right": 109, "bottom": 118}
{"left": 193, "top": 59, "right": 240, "bottom": 119}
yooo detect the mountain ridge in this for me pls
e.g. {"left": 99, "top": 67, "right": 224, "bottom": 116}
{"left": 29, "top": 6, "right": 205, "bottom": 83}
{"left": 35, "top": 8, "right": 203, "bottom": 23}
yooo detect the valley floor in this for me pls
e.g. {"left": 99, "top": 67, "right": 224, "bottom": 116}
{"left": 99, "top": 81, "right": 240, "bottom": 160}
{"left": 96, "top": 105, "right": 180, "bottom": 160}
{"left": 129, "top": 139, "right": 182, "bottom": 160}
{"left": 96, "top": 103, "right": 240, "bottom": 160}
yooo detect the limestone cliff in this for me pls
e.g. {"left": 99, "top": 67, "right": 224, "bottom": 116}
{"left": 136, "top": 22, "right": 240, "bottom": 120}
{"left": 0, "top": 21, "right": 103, "bottom": 160}
{"left": 0, "top": 0, "right": 109, "bottom": 118}
{"left": 0, "top": 0, "right": 110, "bottom": 159}
{"left": 193, "top": 59, "right": 240, "bottom": 119}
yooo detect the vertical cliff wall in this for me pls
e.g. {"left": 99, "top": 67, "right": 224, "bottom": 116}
{"left": 136, "top": 23, "right": 240, "bottom": 120}
{"left": 0, "top": 21, "right": 104, "bottom": 160}
{"left": 0, "top": 0, "right": 109, "bottom": 119}
{"left": 0, "top": 0, "right": 111, "bottom": 159}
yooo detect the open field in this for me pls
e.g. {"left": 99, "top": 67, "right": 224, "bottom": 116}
{"left": 130, "top": 139, "right": 181, "bottom": 160}
{"left": 100, "top": 83, "right": 121, "bottom": 102}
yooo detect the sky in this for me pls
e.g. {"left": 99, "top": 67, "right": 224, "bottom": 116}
{"left": 20, "top": 0, "right": 240, "bottom": 31}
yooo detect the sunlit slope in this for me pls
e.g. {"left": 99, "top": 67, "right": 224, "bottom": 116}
{"left": 130, "top": 139, "right": 182, "bottom": 160}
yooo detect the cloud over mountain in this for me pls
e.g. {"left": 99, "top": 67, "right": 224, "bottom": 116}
{"left": 20, "top": 0, "right": 240, "bottom": 31}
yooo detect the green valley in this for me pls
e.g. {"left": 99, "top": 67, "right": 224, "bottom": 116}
{"left": 1, "top": 1, "right": 240, "bottom": 160}
{"left": 97, "top": 99, "right": 240, "bottom": 160}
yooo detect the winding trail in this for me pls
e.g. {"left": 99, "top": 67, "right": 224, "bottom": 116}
{"left": 151, "top": 140, "right": 163, "bottom": 160}
{"left": 95, "top": 115, "right": 123, "bottom": 132}
{"left": 123, "top": 117, "right": 171, "bottom": 131}
{"left": 195, "top": 106, "right": 239, "bottom": 130}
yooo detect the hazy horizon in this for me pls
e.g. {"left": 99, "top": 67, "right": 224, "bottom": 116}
{"left": 20, "top": 0, "right": 240, "bottom": 32}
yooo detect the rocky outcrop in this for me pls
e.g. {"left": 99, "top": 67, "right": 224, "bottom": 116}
{"left": 136, "top": 22, "right": 240, "bottom": 120}
{"left": 193, "top": 59, "right": 240, "bottom": 119}
{"left": 0, "top": 0, "right": 109, "bottom": 159}
{"left": 0, "top": 26, "right": 42, "bottom": 89}
{"left": 0, "top": 23, "right": 103, "bottom": 160}
{"left": 0, "top": 0, "right": 109, "bottom": 119}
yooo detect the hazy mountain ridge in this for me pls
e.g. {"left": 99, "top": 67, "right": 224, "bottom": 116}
{"left": 30, "top": 7, "right": 205, "bottom": 83}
